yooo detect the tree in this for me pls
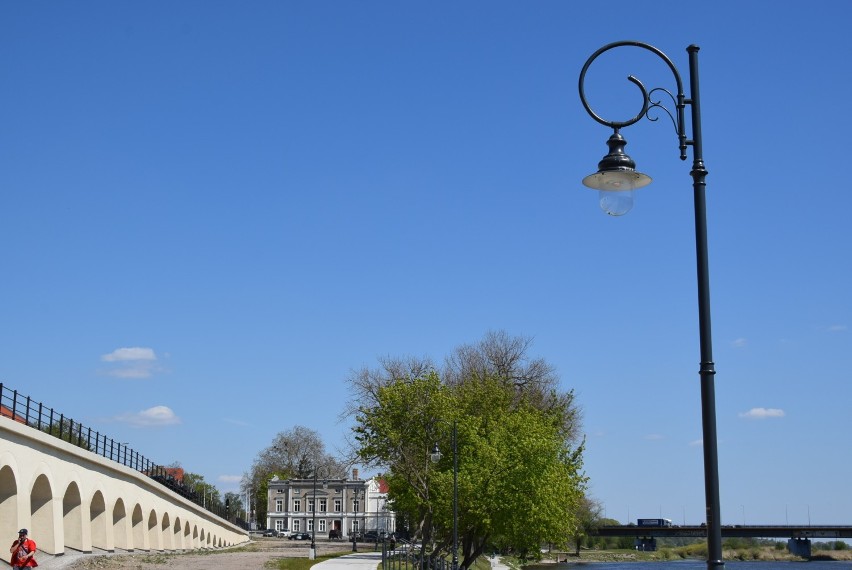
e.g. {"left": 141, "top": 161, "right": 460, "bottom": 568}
{"left": 570, "top": 496, "right": 603, "bottom": 555}
{"left": 350, "top": 332, "right": 586, "bottom": 567}
{"left": 244, "top": 425, "right": 347, "bottom": 527}
{"left": 182, "top": 471, "right": 221, "bottom": 508}
{"left": 223, "top": 492, "right": 242, "bottom": 522}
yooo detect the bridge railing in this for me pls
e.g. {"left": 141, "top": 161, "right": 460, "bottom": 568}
{"left": 0, "top": 382, "right": 230, "bottom": 520}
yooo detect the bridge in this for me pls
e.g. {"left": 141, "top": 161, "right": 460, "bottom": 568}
{"left": 0, "top": 390, "right": 248, "bottom": 561}
{"left": 594, "top": 525, "right": 852, "bottom": 557}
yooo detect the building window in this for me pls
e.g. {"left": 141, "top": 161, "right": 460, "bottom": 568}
{"left": 275, "top": 520, "right": 284, "bottom": 531}
{"left": 276, "top": 500, "right": 283, "bottom": 513}
{"left": 308, "top": 499, "right": 315, "bottom": 513}
{"left": 353, "top": 500, "right": 360, "bottom": 513}
{"left": 294, "top": 520, "right": 301, "bottom": 532}
{"left": 334, "top": 499, "right": 342, "bottom": 512}
{"left": 319, "top": 498, "right": 327, "bottom": 512}
{"left": 319, "top": 519, "right": 327, "bottom": 532}
{"left": 353, "top": 520, "right": 360, "bottom": 532}
{"left": 293, "top": 499, "right": 301, "bottom": 512}
{"left": 308, "top": 519, "right": 314, "bottom": 531}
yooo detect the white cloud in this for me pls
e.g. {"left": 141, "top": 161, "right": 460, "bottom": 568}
{"left": 644, "top": 433, "right": 664, "bottom": 441}
{"left": 731, "top": 338, "right": 748, "bottom": 348}
{"left": 100, "top": 347, "right": 163, "bottom": 379}
{"left": 101, "top": 347, "right": 157, "bottom": 362}
{"left": 689, "top": 439, "right": 703, "bottom": 447}
{"left": 739, "top": 407, "right": 785, "bottom": 420}
{"left": 218, "top": 475, "right": 243, "bottom": 484}
{"left": 115, "top": 406, "right": 181, "bottom": 427}
{"left": 828, "top": 324, "right": 847, "bottom": 332}
{"left": 106, "top": 365, "right": 155, "bottom": 379}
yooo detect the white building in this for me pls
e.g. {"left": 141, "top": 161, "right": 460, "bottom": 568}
{"left": 266, "top": 469, "right": 394, "bottom": 538}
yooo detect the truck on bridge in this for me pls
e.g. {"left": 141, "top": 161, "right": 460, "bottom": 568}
{"left": 637, "top": 518, "right": 673, "bottom": 527}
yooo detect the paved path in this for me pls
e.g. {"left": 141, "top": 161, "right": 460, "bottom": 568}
{"left": 313, "top": 551, "right": 383, "bottom": 570}
{"left": 313, "top": 551, "right": 513, "bottom": 570}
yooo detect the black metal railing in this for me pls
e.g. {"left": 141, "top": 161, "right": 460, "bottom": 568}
{"left": 0, "top": 382, "right": 231, "bottom": 521}
{"left": 382, "top": 539, "right": 452, "bottom": 570}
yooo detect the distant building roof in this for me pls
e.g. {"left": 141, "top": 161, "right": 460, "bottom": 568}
{"left": 1, "top": 406, "right": 27, "bottom": 424}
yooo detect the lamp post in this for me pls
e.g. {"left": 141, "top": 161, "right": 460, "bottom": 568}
{"left": 430, "top": 419, "right": 458, "bottom": 570}
{"left": 351, "top": 488, "right": 361, "bottom": 552}
{"left": 578, "top": 41, "right": 723, "bottom": 570}
{"left": 310, "top": 470, "right": 327, "bottom": 560}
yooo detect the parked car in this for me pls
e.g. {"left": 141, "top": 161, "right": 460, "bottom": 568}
{"left": 363, "top": 530, "right": 381, "bottom": 542}
{"left": 277, "top": 530, "right": 291, "bottom": 538}
{"left": 263, "top": 529, "right": 276, "bottom": 537}
{"left": 329, "top": 529, "right": 342, "bottom": 540}
{"left": 288, "top": 532, "right": 311, "bottom": 540}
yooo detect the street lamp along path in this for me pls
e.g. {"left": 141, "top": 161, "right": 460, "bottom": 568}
{"left": 578, "top": 41, "right": 723, "bottom": 570}
{"left": 431, "top": 419, "right": 459, "bottom": 570}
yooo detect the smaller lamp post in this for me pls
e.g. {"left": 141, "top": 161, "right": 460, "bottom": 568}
{"left": 431, "top": 419, "right": 458, "bottom": 570}
{"left": 310, "top": 470, "right": 328, "bottom": 560}
{"left": 351, "top": 488, "right": 361, "bottom": 552}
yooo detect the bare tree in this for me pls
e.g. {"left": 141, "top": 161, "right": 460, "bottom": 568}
{"left": 444, "top": 330, "right": 583, "bottom": 444}
{"left": 244, "top": 426, "right": 348, "bottom": 526}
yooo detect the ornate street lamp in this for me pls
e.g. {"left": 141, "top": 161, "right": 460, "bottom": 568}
{"left": 431, "top": 420, "right": 458, "bottom": 570}
{"left": 351, "top": 488, "right": 361, "bottom": 552}
{"left": 310, "top": 470, "right": 327, "bottom": 560}
{"left": 579, "top": 41, "right": 723, "bottom": 570}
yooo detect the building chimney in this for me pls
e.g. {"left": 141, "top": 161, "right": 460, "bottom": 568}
{"left": 352, "top": 468, "right": 359, "bottom": 480}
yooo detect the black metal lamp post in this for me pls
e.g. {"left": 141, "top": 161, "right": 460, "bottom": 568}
{"left": 310, "top": 470, "right": 327, "bottom": 560}
{"left": 351, "top": 488, "right": 360, "bottom": 552}
{"left": 578, "top": 41, "right": 723, "bottom": 570}
{"left": 431, "top": 419, "right": 458, "bottom": 570}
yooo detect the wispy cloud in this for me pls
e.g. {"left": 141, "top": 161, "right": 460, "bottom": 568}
{"left": 689, "top": 439, "right": 703, "bottom": 447}
{"left": 218, "top": 475, "right": 243, "bottom": 484}
{"left": 739, "top": 407, "right": 785, "bottom": 420}
{"left": 101, "top": 347, "right": 157, "bottom": 362}
{"left": 827, "top": 324, "right": 847, "bottom": 332}
{"left": 644, "top": 433, "right": 664, "bottom": 441}
{"left": 731, "top": 338, "right": 748, "bottom": 348}
{"left": 100, "top": 347, "right": 162, "bottom": 379}
{"left": 114, "top": 406, "right": 181, "bottom": 427}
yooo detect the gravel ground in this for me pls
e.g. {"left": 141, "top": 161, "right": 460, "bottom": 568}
{"left": 36, "top": 538, "right": 369, "bottom": 570}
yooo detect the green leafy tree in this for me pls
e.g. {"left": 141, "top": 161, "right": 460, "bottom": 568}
{"left": 570, "top": 496, "right": 603, "bottom": 555}
{"left": 43, "top": 419, "right": 92, "bottom": 451}
{"left": 350, "top": 332, "right": 586, "bottom": 568}
{"left": 182, "top": 471, "right": 221, "bottom": 507}
{"left": 223, "top": 492, "right": 242, "bottom": 521}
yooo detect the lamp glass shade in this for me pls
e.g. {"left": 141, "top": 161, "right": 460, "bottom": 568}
{"left": 598, "top": 189, "right": 634, "bottom": 216}
{"left": 582, "top": 170, "right": 652, "bottom": 191}
{"left": 583, "top": 170, "right": 651, "bottom": 216}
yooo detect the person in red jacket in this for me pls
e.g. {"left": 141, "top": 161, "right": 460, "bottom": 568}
{"left": 9, "top": 529, "right": 37, "bottom": 568}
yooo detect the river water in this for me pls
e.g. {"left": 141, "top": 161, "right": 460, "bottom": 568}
{"left": 527, "top": 562, "right": 852, "bottom": 570}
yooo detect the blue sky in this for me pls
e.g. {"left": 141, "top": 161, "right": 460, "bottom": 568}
{"left": 2, "top": 2, "right": 850, "bottom": 528}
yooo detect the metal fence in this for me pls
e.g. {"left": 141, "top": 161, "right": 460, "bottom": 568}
{"left": 382, "top": 540, "right": 453, "bottom": 570}
{"left": 0, "top": 382, "right": 231, "bottom": 521}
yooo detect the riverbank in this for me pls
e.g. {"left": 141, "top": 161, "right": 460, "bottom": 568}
{"left": 38, "top": 541, "right": 852, "bottom": 569}
{"left": 539, "top": 547, "right": 852, "bottom": 564}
